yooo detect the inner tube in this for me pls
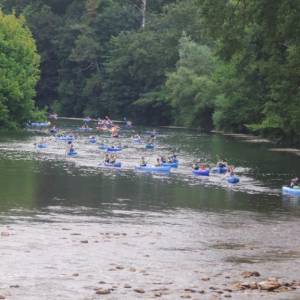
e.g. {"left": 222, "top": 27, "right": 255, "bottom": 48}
{"left": 28, "top": 122, "right": 50, "bottom": 127}
{"left": 56, "top": 135, "right": 75, "bottom": 141}
{"left": 67, "top": 151, "right": 77, "bottom": 157}
{"left": 282, "top": 186, "right": 300, "bottom": 196}
{"left": 227, "top": 176, "right": 239, "bottom": 184}
{"left": 135, "top": 165, "right": 171, "bottom": 173}
{"left": 106, "top": 147, "right": 122, "bottom": 152}
{"left": 37, "top": 143, "right": 48, "bottom": 149}
{"left": 193, "top": 169, "right": 210, "bottom": 176}
{"left": 99, "top": 144, "right": 108, "bottom": 150}
{"left": 103, "top": 162, "right": 122, "bottom": 168}
{"left": 89, "top": 138, "right": 97, "bottom": 144}
{"left": 132, "top": 138, "right": 141, "bottom": 144}
{"left": 211, "top": 166, "right": 228, "bottom": 174}
{"left": 145, "top": 144, "right": 155, "bottom": 149}
{"left": 162, "top": 160, "right": 178, "bottom": 168}
{"left": 77, "top": 127, "right": 93, "bottom": 132}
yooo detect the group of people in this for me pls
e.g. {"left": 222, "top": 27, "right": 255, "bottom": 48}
{"left": 192, "top": 159, "right": 235, "bottom": 175}
{"left": 104, "top": 153, "right": 117, "bottom": 164}
{"left": 139, "top": 154, "right": 177, "bottom": 167}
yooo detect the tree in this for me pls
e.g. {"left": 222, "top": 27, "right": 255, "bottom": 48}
{"left": 0, "top": 11, "right": 41, "bottom": 128}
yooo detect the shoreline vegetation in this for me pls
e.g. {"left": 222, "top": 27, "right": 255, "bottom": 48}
{"left": 1, "top": 1, "right": 299, "bottom": 146}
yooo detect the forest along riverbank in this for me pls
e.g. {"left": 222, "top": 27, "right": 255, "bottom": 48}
{"left": 0, "top": 127, "right": 300, "bottom": 299}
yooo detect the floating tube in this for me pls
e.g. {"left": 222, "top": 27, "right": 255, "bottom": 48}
{"left": 37, "top": 143, "right": 48, "bottom": 149}
{"left": 162, "top": 160, "right": 178, "bottom": 168}
{"left": 83, "top": 117, "right": 92, "bottom": 122}
{"left": 106, "top": 147, "right": 122, "bottom": 152}
{"left": 98, "top": 144, "right": 108, "bottom": 150}
{"left": 227, "top": 176, "right": 240, "bottom": 184}
{"left": 56, "top": 135, "right": 75, "bottom": 141}
{"left": 132, "top": 138, "right": 141, "bottom": 144}
{"left": 282, "top": 186, "right": 300, "bottom": 197}
{"left": 211, "top": 166, "right": 228, "bottom": 174}
{"left": 103, "top": 162, "right": 122, "bottom": 168}
{"left": 193, "top": 169, "right": 210, "bottom": 176}
{"left": 89, "top": 138, "right": 97, "bottom": 144}
{"left": 67, "top": 151, "right": 77, "bottom": 157}
{"left": 77, "top": 127, "right": 93, "bottom": 132}
{"left": 28, "top": 122, "right": 50, "bottom": 127}
{"left": 135, "top": 165, "right": 171, "bottom": 173}
{"left": 145, "top": 144, "right": 155, "bottom": 149}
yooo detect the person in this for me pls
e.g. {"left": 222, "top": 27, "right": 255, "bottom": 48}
{"left": 140, "top": 157, "right": 147, "bottom": 167}
{"left": 217, "top": 160, "right": 227, "bottom": 168}
{"left": 227, "top": 166, "right": 235, "bottom": 176}
{"left": 160, "top": 156, "right": 167, "bottom": 163}
{"left": 67, "top": 141, "right": 75, "bottom": 154}
{"left": 110, "top": 154, "right": 116, "bottom": 164}
{"left": 200, "top": 163, "right": 207, "bottom": 170}
{"left": 50, "top": 125, "right": 57, "bottom": 134}
{"left": 168, "top": 153, "right": 177, "bottom": 163}
{"left": 155, "top": 158, "right": 161, "bottom": 167}
{"left": 290, "top": 177, "right": 299, "bottom": 188}
{"left": 193, "top": 160, "right": 200, "bottom": 170}
{"left": 104, "top": 154, "right": 110, "bottom": 163}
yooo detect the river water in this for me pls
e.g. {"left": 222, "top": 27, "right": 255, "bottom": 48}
{"left": 0, "top": 121, "right": 300, "bottom": 300}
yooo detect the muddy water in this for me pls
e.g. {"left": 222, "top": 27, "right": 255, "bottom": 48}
{"left": 0, "top": 123, "right": 300, "bottom": 299}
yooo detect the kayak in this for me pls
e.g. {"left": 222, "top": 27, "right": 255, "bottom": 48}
{"left": 106, "top": 147, "right": 122, "bottom": 152}
{"left": 227, "top": 176, "right": 240, "bottom": 184}
{"left": 145, "top": 144, "right": 155, "bottom": 149}
{"left": 56, "top": 135, "right": 75, "bottom": 141}
{"left": 135, "top": 165, "right": 171, "bottom": 173}
{"left": 67, "top": 151, "right": 77, "bottom": 157}
{"left": 37, "top": 143, "right": 48, "bottom": 149}
{"left": 103, "top": 162, "right": 122, "bottom": 168}
{"left": 193, "top": 169, "right": 210, "bottom": 176}
{"left": 282, "top": 186, "right": 300, "bottom": 197}
{"left": 162, "top": 160, "right": 178, "bottom": 168}
{"left": 211, "top": 166, "right": 228, "bottom": 174}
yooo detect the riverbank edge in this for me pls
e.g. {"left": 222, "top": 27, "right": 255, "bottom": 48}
{"left": 211, "top": 130, "right": 300, "bottom": 157}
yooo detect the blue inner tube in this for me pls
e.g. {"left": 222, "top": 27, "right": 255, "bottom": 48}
{"left": 28, "top": 122, "right": 50, "bottom": 127}
{"left": 37, "top": 143, "right": 48, "bottom": 149}
{"left": 135, "top": 165, "right": 171, "bottom": 173}
{"left": 104, "top": 162, "right": 122, "bottom": 168}
{"left": 193, "top": 169, "right": 210, "bottom": 176}
{"left": 227, "top": 176, "right": 239, "bottom": 184}
{"left": 162, "top": 160, "right": 178, "bottom": 168}
{"left": 106, "top": 147, "right": 122, "bottom": 152}
{"left": 56, "top": 135, "right": 75, "bottom": 141}
{"left": 89, "top": 138, "right": 97, "bottom": 144}
{"left": 282, "top": 186, "right": 300, "bottom": 196}
{"left": 99, "top": 144, "right": 108, "bottom": 150}
{"left": 145, "top": 144, "right": 155, "bottom": 149}
{"left": 67, "top": 151, "right": 77, "bottom": 157}
{"left": 211, "top": 166, "right": 228, "bottom": 174}
{"left": 78, "top": 127, "right": 93, "bottom": 132}
{"left": 132, "top": 138, "right": 141, "bottom": 144}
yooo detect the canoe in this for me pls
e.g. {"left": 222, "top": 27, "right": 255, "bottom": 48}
{"left": 135, "top": 165, "right": 171, "bottom": 173}
{"left": 162, "top": 160, "right": 178, "bottom": 168}
{"left": 193, "top": 169, "right": 210, "bottom": 176}
{"left": 282, "top": 186, "right": 300, "bottom": 196}
{"left": 227, "top": 176, "right": 239, "bottom": 184}
{"left": 211, "top": 166, "right": 228, "bottom": 174}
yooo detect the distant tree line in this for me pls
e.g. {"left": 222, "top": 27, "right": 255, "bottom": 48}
{"left": 1, "top": 0, "right": 300, "bottom": 144}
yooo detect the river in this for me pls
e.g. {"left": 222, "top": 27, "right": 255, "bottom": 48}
{"left": 0, "top": 121, "right": 300, "bottom": 299}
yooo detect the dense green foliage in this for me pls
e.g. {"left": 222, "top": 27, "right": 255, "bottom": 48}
{"left": 2, "top": 0, "right": 300, "bottom": 143}
{"left": 0, "top": 11, "right": 41, "bottom": 128}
